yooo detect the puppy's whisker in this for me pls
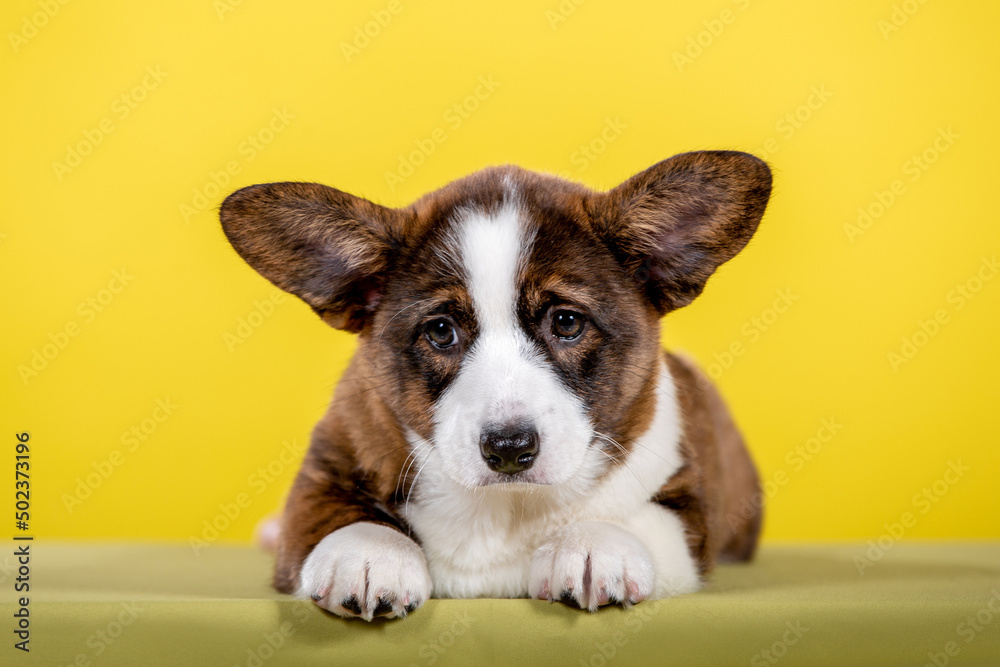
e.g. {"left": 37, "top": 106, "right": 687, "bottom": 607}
{"left": 595, "top": 430, "right": 673, "bottom": 467}
{"left": 406, "top": 454, "right": 435, "bottom": 505}
{"left": 395, "top": 450, "right": 419, "bottom": 499}
{"left": 627, "top": 440, "right": 675, "bottom": 466}
{"left": 398, "top": 439, "right": 433, "bottom": 500}
{"left": 593, "top": 432, "right": 646, "bottom": 486}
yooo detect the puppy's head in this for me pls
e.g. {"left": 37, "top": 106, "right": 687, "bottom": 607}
{"left": 221, "top": 151, "right": 770, "bottom": 490}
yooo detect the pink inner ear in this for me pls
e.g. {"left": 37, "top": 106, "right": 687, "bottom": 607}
{"left": 364, "top": 288, "right": 382, "bottom": 310}
{"left": 359, "top": 278, "right": 383, "bottom": 312}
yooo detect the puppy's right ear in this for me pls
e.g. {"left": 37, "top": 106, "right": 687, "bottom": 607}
{"left": 220, "top": 182, "right": 405, "bottom": 332}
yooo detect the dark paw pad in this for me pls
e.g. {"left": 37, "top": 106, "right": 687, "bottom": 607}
{"left": 372, "top": 597, "right": 394, "bottom": 617}
{"left": 559, "top": 591, "right": 582, "bottom": 609}
{"left": 341, "top": 596, "right": 362, "bottom": 615}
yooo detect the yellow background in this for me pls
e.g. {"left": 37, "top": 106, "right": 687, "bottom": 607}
{"left": 2, "top": 0, "right": 998, "bottom": 545}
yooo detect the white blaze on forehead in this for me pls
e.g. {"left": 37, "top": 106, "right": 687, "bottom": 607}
{"left": 454, "top": 201, "right": 532, "bottom": 332}
{"left": 431, "top": 195, "right": 593, "bottom": 490}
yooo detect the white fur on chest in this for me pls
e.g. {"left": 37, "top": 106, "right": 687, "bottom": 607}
{"left": 403, "top": 358, "right": 698, "bottom": 599}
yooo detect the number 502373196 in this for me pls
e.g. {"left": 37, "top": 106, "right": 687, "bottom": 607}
{"left": 15, "top": 432, "right": 29, "bottom": 532}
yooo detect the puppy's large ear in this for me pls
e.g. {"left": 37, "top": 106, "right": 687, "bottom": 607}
{"left": 596, "top": 151, "right": 771, "bottom": 313}
{"left": 220, "top": 182, "right": 405, "bottom": 332}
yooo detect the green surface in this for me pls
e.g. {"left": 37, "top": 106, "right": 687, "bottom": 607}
{"left": 3, "top": 542, "right": 1000, "bottom": 666}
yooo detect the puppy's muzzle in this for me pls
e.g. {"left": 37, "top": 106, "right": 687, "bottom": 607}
{"left": 479, "top": 425, "right": 539, "bottom": 474}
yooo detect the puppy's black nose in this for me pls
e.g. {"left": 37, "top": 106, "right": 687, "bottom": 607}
{"left": 479, "top": 426, "right": 539, "bottom": 474}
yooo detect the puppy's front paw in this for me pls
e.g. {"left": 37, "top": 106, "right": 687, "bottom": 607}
{"left": 297, "top": 522, "right": 432, "bottom": 621}
{"left": 529, "top": 521, "right": 655, "bottom": 612}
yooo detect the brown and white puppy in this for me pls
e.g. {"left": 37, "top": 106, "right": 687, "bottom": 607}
{"left": 220, "top": 150, "right": 770, "bottom": 621}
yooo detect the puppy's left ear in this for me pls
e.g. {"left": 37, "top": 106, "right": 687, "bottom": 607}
{"left": 220, "top": 182, "right": 406, "bottom": 332}
{"left": 596, "top": 151, "right": 771, "bottom": 313}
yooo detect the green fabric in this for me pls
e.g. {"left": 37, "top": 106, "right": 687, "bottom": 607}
{"left": 4, "top": 542, "right": 1000, "bottom": 666}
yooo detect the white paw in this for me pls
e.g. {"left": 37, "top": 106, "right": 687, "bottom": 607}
{"left": 297, "top": 522, "right": 432, "bottom": 621}
{"left": 529, "top": 521, "right": 655, "bottom": 611}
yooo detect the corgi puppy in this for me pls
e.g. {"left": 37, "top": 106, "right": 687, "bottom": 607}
{"left": 220, "top": 150, "right": 770, "bottom": 621}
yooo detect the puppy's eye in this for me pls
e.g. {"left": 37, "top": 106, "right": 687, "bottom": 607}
{"left": 425, "top": 318, "right": 458, "bottom": 349}
{"left": 552, "top": 310, "right": 585, "bottom": 340}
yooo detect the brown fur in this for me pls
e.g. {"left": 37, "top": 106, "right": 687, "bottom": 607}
{"left": 272, "top": 354, "right": 414, "bottom": 592}
{"left": 220, "top": 151, "right": 771, "bottom": 595}
{"left": 657, "top": 353, "right": 763, "bottom": 574}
